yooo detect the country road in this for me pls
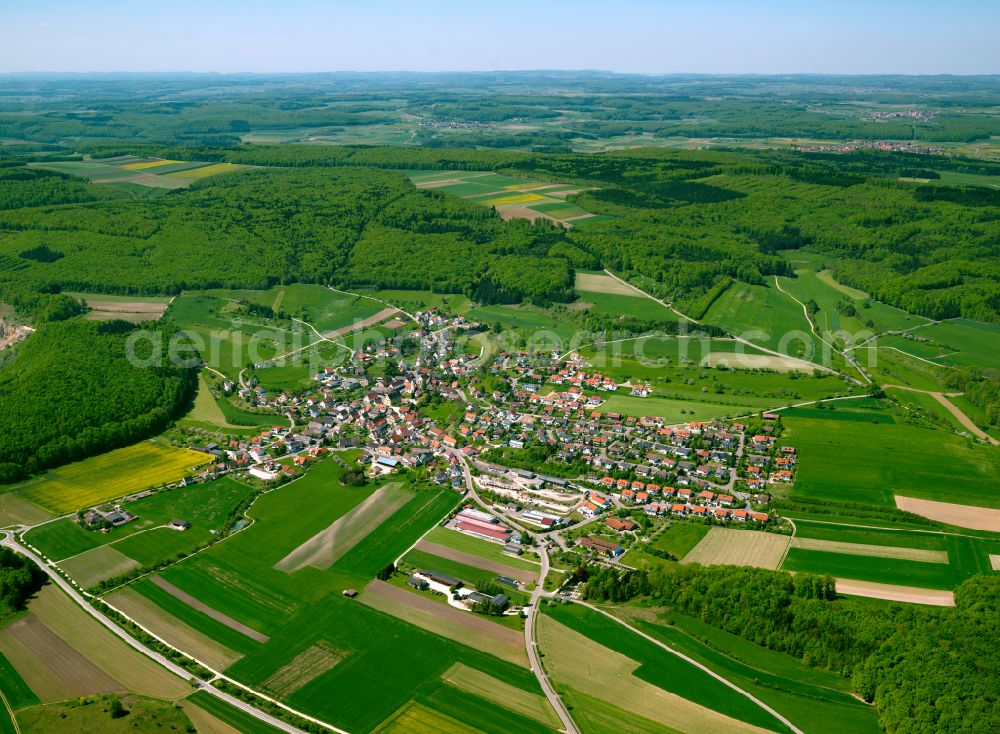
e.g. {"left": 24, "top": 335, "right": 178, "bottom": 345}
{"left": 570, "top": 600, "right": 806, "bottom": 734}
{"left": 883, "top": 384, "right": 998, "bottom": 445}
{"left": 524, "top": 545, "right": 580, "bottom": 734}
{"left": 0, "top": 531, "right": 337, "bottom": 734}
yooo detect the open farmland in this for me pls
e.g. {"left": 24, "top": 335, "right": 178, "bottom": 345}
{"left": 0, "top": 585, "right": 189, "bottom": 704}
{"left": 58, "top": 545, "right": 141, "bottom": 588}
{"left": 894, "top": 495, "right": 1000, "bottom": 531}
{"left": 359, "top": 579, "right": 527, "bottom": 667}
{"left": 413, "top": 539, "right": 536, "bottom": 584}
{"left": 184, "top": 691, "right": 285, "bottom": 734}
{"left": 274, "top": 482, "right": 412, "bottom": 572}
{"left": 105, "top": 586, "right": 244, "bottom": 671}
{"left": 225, "top": 590, "right": 548, "bottom": 733}
{"left": 13, "top": 441, "right": 213, "bottom": 514}
{"left": 538, "top": 608, "right": 782, "bottom": 734}
{"left": 25, "top": 475, "right": 255, "bottom": 563}
{"left": 0, "top": 493, "right": 52, "bottom": 528}
{"left": 375, "top": 701, "right": 480, "bottom": 734}
{"left": 407, "top": 169, "right": 596, "bottom": 227}
{"left": 683, "top": 528, "right": 791, "bottom": 569}
{"left": 29, "top": 156, "right": 251, "bottom": 189}
{"left": 441, "top": 663, "right": 561, "bottom": 728}
{"left": 611, "top": 606, "right": 882, "bottom": 734}
{"left": 782, "top": 411, "right": 1000, "bottom": 508}
{"left": 67, "top": 292, "right": 172, "bottom": 322}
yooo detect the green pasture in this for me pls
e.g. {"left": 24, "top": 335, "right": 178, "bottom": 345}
{"left": 624, "top": 609, "right": 881, "bottom": 734}
{"left": 422, "top": 526, "right": 540, "bottom": 573}
{"left": 783, "top": 412, "right": 1000, "bottom": 508}
{"left": 25, "top": 476, "right": 254, "bottom": 562}
{"left": 543, "top": 603, "right": 791, "bottom": 733}
{"left": 226, "top": 595, "right": 548, "bottom": 734}
{"left": 780, "top": 548, "right": 959, "bottom": 590}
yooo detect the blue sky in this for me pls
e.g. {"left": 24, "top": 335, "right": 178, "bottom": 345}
{"left": 1, "top": 0, "right": 998, "bottom": 74}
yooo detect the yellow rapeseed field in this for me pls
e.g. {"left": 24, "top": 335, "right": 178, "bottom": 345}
{"left": 482, "top": 193, "right": 546, "bottom": 206}
{"left": 15, "top": 442, "right": 212, "bottom": 514}
{"left": 121, "top": 159, "right": 181, "bottom": 171}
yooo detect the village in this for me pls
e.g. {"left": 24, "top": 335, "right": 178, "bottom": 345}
{"left": 83, "top": 305, "right": 794, "bottom": 591}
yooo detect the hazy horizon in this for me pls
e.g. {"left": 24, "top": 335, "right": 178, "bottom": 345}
{"left": 2, "top": 0, "right": 999, "bottom": 76}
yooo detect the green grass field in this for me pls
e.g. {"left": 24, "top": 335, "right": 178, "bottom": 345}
{"left": 185, "top": 691, "right": 284, "bottom": 733}
{"left": 703, "top": 281, "right": 813, "bottom": 356}
{"left": 14, "top": 441, "right": 213, "bottom": 515}
{"left": 543, "top": 603, "right": 790, "bottom": 732}
{"left": 575, "top": 289, "right": 676, "bottom": 321}
{"left": 26, "top": 476, "right": 255, "bottom": 562}
{"left": 619, "top": 608, "right": 882, "bottom": 734}
{"left": 422, "top": 526, "right": 540, "bottom": 572}
{"left": 624, "top": 522, "right": 711, "bottom": 569}
{"left": 780, "top": 548, "right": 959, "bottom": 589}
{"left": 783, "top": 411, "right": 1000, "bottom": 508}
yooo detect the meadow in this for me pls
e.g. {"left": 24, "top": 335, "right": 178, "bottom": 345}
{"left": 539, "top": 604, "right": 789, "bottom": 734}
{"left": 614, "top": 607, "right": 882, "bottom": 734}
{"left": 26, "top": 475, "right": 254, "bottom": 562}
{"left": 623, "top": 522, "right": 709, "bottom": 568}
{"left": 422, "top": 526, "right": 540, "bottom": 572}
{"left": 13, "top": 441, "right": 212, "bottom": 515}
{"left": 782, "top": 410, "right": 1000, "bottom": 509}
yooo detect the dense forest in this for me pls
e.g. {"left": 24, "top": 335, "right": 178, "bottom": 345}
{"left": 4, "top": 142, "right": 999, "bottom": 322}
{"left": 581, "top": 564, "right": 999, "bottom": 734}
{"left": 0, "top": 320, "right": 196, "bottom": 481}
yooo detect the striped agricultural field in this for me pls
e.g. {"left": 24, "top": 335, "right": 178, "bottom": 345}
{"left": 790, "top": 537, "right": 948, "bottom": 563}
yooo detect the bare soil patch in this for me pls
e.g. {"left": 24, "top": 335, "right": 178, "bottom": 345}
{"left": 835, "top": 578, "right": 955, "bottom": 606}
{"left": 150, "top": 575, "right": 270, "bottom": 642}
{"left": 382, "top": 318, "right": 406, "bottom": 329}
{"left": 701, "top": 351, "right": 814, "bottom": 373}
{"left": 683, "top": 528, "right": 790, "bottom": 570}
{"left": 0, "top": 492, "right": 53, "bottom": 527}
{"left": 575, "top": 272, "right": 649, "bottom": 297}
{"left": 895, "top": 495, "right": 1000, "bottom": 532}
{"left": 415, "top": 539, "right": 536, "bottom": 584}
{"left": 321, "top": 307, "right": 399, "bottom": 339}
{"left": 0, "top": 614, "right": 121, "bottom": 702}
{"left": 495, "top": 205, "right": 560, "bottom": 225}
{"left": 790, "top": 537, "right": 948, "bottom": 563}
{"left": 105, "top": 587, "right": 243, "bottom": 671}
{"left": 275, "top": 483, "right": 410, "bottom": 572}
{"left": 261, "top": 641, "right": 344, "bottom": 697}
{"left": 360, "top": 579, "right": 527, "bottom": 667}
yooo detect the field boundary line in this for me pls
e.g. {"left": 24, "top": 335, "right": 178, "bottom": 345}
{"left": 575, "top": 600, "right": 804, "bottom": 734}
{"left": 0, "top": 532, "right": 331, "bottom": 734}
